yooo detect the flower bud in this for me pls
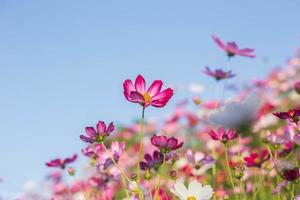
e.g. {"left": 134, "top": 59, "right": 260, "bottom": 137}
{"left": 130, "top": 173, "right": 138, "bottom": 182}
{"left": 193, "top": 96, "right": 202, "bottom": 105}
{"left": 144, "top": 170, "right": 152, "bottom": 180}
{"left": 67, "top": 167, "right": 75, "bottom": 176}
{"left": 170, "top": 170, "right": 178, "bottom": 180}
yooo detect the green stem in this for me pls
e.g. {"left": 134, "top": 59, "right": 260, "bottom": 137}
{"left": 290, "top": 183, "right": 295, "bottom": 200}
{"left": 137, "top": 108, "right": 145, "bottom": 183}
{"left": 154, "top": 154, "right": 166, "bottom": 200}
{"left": 224, "top": 144, "right": 238, "bottom": 200}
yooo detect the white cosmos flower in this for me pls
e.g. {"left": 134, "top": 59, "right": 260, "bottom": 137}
{"left": 209, "top": 93, "right": 263, "bottom": 128}
{"left": 170, "top": 180, "right": 213, "bottom": 200}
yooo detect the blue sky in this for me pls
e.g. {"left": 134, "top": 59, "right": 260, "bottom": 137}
{"left": 0, "top": 0, "right": 299, "bottom": 197}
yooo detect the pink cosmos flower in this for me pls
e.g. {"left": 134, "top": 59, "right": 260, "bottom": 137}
{"left": 151, "top": 134, "right": 183, "bottom": 154}
{"left": 97, "top": 141, "right": 126, "bottom": 170}
{"left": 123, "top": 74, "right": 174, "bottom": 108}
{"left": 204, "top": 66, "right": 236, "bottom": 81}
{"left": 208, "top": 128, "right": 238, "bottom": 144}
{"left": 212, "top": 35, "right": 255, "bottom": 58}
{"left": 244, "top": 149, "right": 269, "bottom": 167}
{"left": 273, "top": 109, "right": 300, "bottom": 123}
{"left": 81, "top": 144, "right": 103, "bottom": 159}
{"left": 80, "top": 121, "right": 115, "bottom": 143}
{"left": 140, "top": 150, "right": 164, "bottom": 171}
{"left": 46, "top": 154, "right": 77, "bottom": 169}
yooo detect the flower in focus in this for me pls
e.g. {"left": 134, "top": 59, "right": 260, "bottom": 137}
{"left": 244, "top": 149, "right": 269, "bottom": 167}
{"left": 46, "top": 154, "right": 77, "bottom": 169}
{"left": 151, "top": 134, "right": 183, "bottom": 154}
{"left": 170, "top": 179, "right": 213, "bottom": 200}
{"left": 208, "top": 128, "right": 238, "bottom": 144}
{"left": 212, "top": 35, "right": 255, "bottom": 58}
{"left": 123, "top": 74, "right": 174, "bottom": 108}
{"left": 273, "top": 109, "right": 300, "bottom": 124}
{"left": 80, "top": 121, "right": 115, "bottom": 143}
{"left": 140, "top": 150, "right": 164, "bottom": 171}
{"left": 203, "top": 66, "right": 236, "bottom": 81}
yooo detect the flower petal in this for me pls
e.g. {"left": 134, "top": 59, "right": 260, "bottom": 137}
{"left": 135, "top": 75, "right": 146, "bottom": 94}
{"left": 147, "top": 80, "right": 163, "bottom": 97}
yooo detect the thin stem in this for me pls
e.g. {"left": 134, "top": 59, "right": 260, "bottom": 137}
{"left": 224, "top": 144, "right": 238, "bottom": 200}
{"left": 290, "top": 183, "right": 295, "bottom": 200}
{"left": 121, "top": 174, "right": 130, "bottom": 199}
{"left": 154, "top": 154, "right": 166, "bottom": 200}
{"left": 220, "top": 57, "right": 231, "bottom": 105}
{"left": 101, "top": 142, "right": 131, "bottom": 184}
{"left": 137, "top": 107, "right": 145, "bottom": 184}
{"left": 212, "top": 148, "right": 217, "bottom": 200}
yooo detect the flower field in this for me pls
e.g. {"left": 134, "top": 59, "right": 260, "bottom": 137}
{"left": 5, "top": 36, "right": 300, "bottom": 200}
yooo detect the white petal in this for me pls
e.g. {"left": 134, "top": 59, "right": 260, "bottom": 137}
{"left": 188, "top": 180, "right": 202, "bottom": 196}
{"left": 173, "top": 181, "right": 189, "bottom": 199}
{"left": 197, "top": 185, "right": 213, "bottom": 200}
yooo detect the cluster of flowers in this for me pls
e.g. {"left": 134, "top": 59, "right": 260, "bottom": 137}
{"left": 16, "top": 35, "right": 300, "bottom": 200}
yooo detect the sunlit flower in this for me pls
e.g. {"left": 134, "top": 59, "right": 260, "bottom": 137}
{"left": 208, "top": 128, "right": 238, "bottom": 144}
{"left": 170, "top": 180, "right": 213, "bottom": 200}
{"left": 80, "top": 121, "right": 115, "bottom": 143}
{"left": 273, "top": 109, "right": 300, "bottom": 123}
{"left": 123, "top": 74, "right": 174, "bottom": 108}
{"left": 203, "top": 66, "right": 235, "bottom": 81}
{"left": 46, "top": 154, "right": 77, "bottom": 169}
{"left": 151, "top": 134, "right": 183, "bottom": 154}
{"left": 212, "top": 35, "right": 255, "bottom": 58}
{"left": 244, "top": 149, "right": 269, "bottom": 167}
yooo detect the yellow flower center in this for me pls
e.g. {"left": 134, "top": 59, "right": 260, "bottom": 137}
{"left": 143, "top": 92, "right": 151, "bottom": 103}
{"left": 187, "top": 196, "right": 197, "bottom": 200}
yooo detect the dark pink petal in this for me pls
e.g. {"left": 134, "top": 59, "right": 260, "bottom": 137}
{"left": 80, "top": 135, "right": 95, "bottom": 143}
{"left": 129, "top": 91, "right": 145, "bottom": 104}
{"left": 273, "top": 112, "right": 292, "bottom": 119}
{"left": 106, "top": 122, "right": 115, "bottom": 133}
{"left": 151, "top": 88, "right": 174, "bottom": 107}
{"left": 97, "top": 121, "right": 106, "bottom": 134}
{"left": 228, "top": 129, "right": 238, "bottom": 140}
{"left": 174, "top": 141, "right": 183, "bottom": 150}
{"left": 85, "top": 127, "right": 96, "bottom": 138}
{"left": 212, "top": 35, "right": 227, "bottom": 51}
{"left": 123, "top": 79, "right": 135, "bottom": 101}
{"left": 227, "top": 41, "right": 238, "bottom": 49}
{"left": 147, "top": 80, "right": 163, "bottom": 97}
{"left": 64, "top": 154, "right": 77, "bottom": 164}
{"left": 135, "top": 75, "right": 146, "bottom": 94}
{"left": 208, "top": 130, "right": 220, "bottom": 140}
{"left": 46, "top": 159, "right": 61, "bottom": 167}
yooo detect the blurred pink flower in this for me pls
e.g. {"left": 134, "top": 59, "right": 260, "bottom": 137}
{"left": 244, "top": 149, "right": 269, "bottom": 167}
{"left": 80, "top": 121, "right": 115, "bottom": 143}
{"left": 151, "top": 134, "right": 183, "bottom": 154}
{"left": 212, "top": 35, "right": 255, "bottom": 58}
{"left": 123, "top": 74, "right": 174, "bottom": 108}
{"left": 203, "top": 66, "right": 236, "bottom": 81}
{"left": 46, "top": 154, "right": 77, "bottom": 169}
{"left": 208, "top": 128, "right": 238, "bottom": 144}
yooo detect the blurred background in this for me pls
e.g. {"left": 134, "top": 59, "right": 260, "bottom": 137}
{"left": 0, "top": 0, "right": 299, "bottom": 197}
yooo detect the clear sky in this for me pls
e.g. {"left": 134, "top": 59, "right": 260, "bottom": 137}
{"left": 0, "top": 0, "right": 300, "bottom": 197}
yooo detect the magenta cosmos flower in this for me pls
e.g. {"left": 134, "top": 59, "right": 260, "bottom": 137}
{"left": 244, "top": 149, "right": 269, "bottom": 167}
{"left": 151, "top": 134, "right": 183, "bottom": 154}
{"left": 208, "top": 128, "right": 238, "bottom": 144}
{"left": 212, "top": 35, "right": 255, "bottom": 58}
{"left": 80, "top": 121, "right": 114, "bottom": 143}
{"left": 123, "top": 74, "right": 174, "bottom": 108}
{"left": 204, "top": 66, "right": 236, "bottom": 81}
{"left": 281, "top": 167, "right": 299, "bottom": 181}
{"left": 273, "top": 109, "right": 300, "bottom": 123}
{"left": 46, "top": 154, "right": 77, "bottom": 169}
